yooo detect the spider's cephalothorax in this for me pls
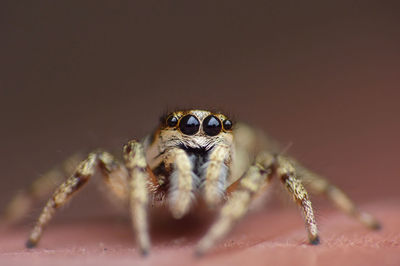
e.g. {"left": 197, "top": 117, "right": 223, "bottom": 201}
{"left": 2, "top": 109, "right": 381, "bottom": 256}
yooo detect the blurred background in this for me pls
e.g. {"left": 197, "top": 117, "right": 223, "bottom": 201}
{"left": 1, "top": 1, "right": 399, "bottom": 219}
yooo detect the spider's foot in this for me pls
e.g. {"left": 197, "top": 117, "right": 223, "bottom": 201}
{"left": 25, "top": 239, "right": 37, "bottom": 249}
{"left": 359, "top": 212, "right": 382, "bottom": 230}
{"left": 194, "top": 247, "right": 207, "bottom": 258}
{"left": 309, "top": 235, "right": 320, "bottom": 245}
{"left": 139, "top": 247, "right": 149, "bottom": 257}
{"left": 194, "top": 238, "right": 212, "bottom": 257}
{"left": 194, "top": 250, "right": 204, "bottom": 258}
{"left": 137, "top": 236, "right": 151, "bottom": 257}
{"left": 369, "top": 221, "right": 382, "bottom": 231}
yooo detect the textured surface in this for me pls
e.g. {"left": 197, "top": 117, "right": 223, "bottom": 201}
{"left": 1, "top": 201, "right": 399, "bottom": 266}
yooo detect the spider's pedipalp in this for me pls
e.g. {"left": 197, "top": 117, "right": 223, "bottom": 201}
{"left": 201, "top": 144, "right": 231, "bottom": 208}
{"left": 164, "top": 148, "right": 197, "bottom": 219}
{"left": 123, "top": 140, "right": 151, "bottom": 255}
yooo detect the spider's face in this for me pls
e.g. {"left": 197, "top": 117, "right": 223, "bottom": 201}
{"left": 156, "top": 109, "right": 234, "bottom": 152}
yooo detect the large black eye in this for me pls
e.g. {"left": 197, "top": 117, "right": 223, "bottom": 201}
{"left": 203, "top": 115, "right": 222, "bottom": 136}
{"left": 179, "top": 115, "right": 200, "bottom": 135}
{"left": 166, "top": 115, "right": 178, "bottom": 127}
{"left": 223, "top": 119, "right": 232, "bottom": 130}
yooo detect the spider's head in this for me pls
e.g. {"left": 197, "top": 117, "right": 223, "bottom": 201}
{"left": 156, "top": 109, "right": 234, "bottom": 152}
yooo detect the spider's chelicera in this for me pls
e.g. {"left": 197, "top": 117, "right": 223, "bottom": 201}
{"left": 2, "top": 109, "right": 381, "bottom": 256}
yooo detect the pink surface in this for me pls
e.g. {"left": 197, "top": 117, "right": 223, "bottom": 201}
{"left": 1, "top": 201, "right": 399, "bottom": 266}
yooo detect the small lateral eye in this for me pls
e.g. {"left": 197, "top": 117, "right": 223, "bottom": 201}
{"left": 203, "top": 115, "right": 222, "bottom": 136}
{"left": 166, "top": 116, "right": 178, "bottom": 127}
{"left": 179, "top": 115, "right": 200, "bottom": 135}
{"left": 223, "top": 119, "right": 233, "bottom": 130}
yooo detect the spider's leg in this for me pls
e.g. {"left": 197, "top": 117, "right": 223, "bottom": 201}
{"left": 2, "top": 154, "right": 83, "bottom": 224}
{"left": 195, "top": 153, "right": 274, "bottom": 256}
{"left": 275, "top": 155, "right": 319, "bottom": 245}
{"left": 292, "top": 160, "right": 381, "bottom": 229}
{"left": 123, "top": 141, "right": 151, "bottom": 256}
{"left": 164, "top": 148, "right": 196, "bottom": 219}
{"left": 25, "top": 151, "right": 127, "bottom": 248}
{"left": 202, "top": 144, "right": 231, "bottom": 208}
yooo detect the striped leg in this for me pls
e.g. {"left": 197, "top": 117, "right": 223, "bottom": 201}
{"left": 292, "top": 160, "right": 381, "bottom": 229}
{"left": 123, "top": 141, "right": 151, "bottom": 256}
{"left": 275, "top": 156, "right": 319, "bottom": 245}
{"left": 195, "top": 153, "right": 274, "bottom": 256}
{"left": 26, "top": 151, "right": 126, "bottom": 248}
{"left": 2, "top": 154, "right": 83, "bottom": 224}
{"left": 196, "top": 153, "right": 320, "bottom": 255}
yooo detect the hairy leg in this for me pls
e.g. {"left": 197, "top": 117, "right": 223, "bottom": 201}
{"left": 196, "top": 153, "right": 320, "bottom": 255}
{"left": 123, "top": 141, "right": 151, "bottom": 256}
{"left": 2, "top": 154, "right": 84, "bottom": 224}
{"left": 291, "top": 159, "right": 381, "bottom": 229}
{"left": 275, "top": 155, "right": 319, "bottom": 244}
{"left": 195, "top": 153, "right": 274, "bottom": 255}
{"left": 25, "top": 151, "right": 127, "bottom": 248}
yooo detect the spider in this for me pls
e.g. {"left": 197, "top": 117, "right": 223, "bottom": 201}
{"left": 2, "top": 109, "right": 380, "bottom": 256}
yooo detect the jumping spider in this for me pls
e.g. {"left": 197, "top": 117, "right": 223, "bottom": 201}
{"left": 3, "top": 109, "right": 380, "bottom": 256}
